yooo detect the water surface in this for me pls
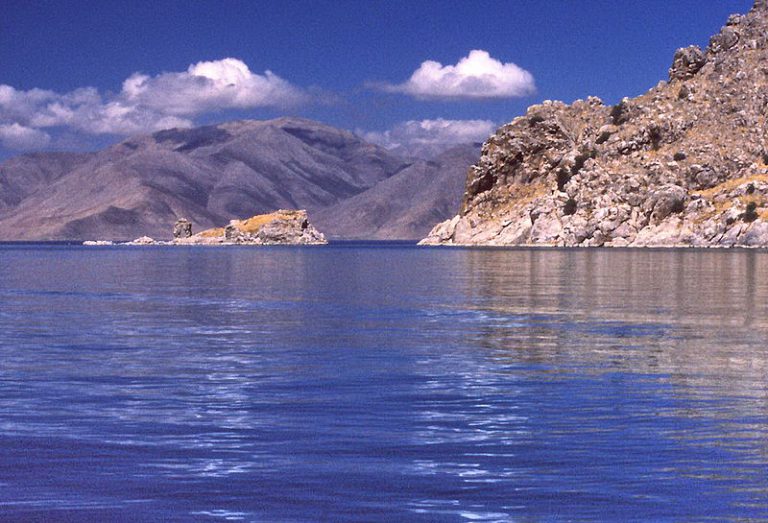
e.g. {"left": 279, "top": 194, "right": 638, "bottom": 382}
{"left": 1, "top": 244, "right": 767, "bottom": 521}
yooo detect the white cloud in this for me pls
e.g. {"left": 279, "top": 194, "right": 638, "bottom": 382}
{"left": 0, "top": 123, "right": 51, "bottom": 150}
{"left": 379, "top": 50, "right": 535, "bottom": 100}
{"left": 121, "top": 58, "right": 306, "bottom": 116}
{"left": 0, "top": 83, "right": 195, "bottom": 137}
{"left": 364, "top": 119, "right": 496, "bottom": 149}
{"left": 0, "top": 58, "right": 306, "bottom": 149}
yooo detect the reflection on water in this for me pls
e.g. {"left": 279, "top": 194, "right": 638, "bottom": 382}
{"left": 0, "top": 244, "right": 767, "bottom": 521}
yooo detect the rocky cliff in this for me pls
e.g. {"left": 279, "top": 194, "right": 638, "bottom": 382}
{"left": 422, "top": 1, "right": 768, "bottom": 248}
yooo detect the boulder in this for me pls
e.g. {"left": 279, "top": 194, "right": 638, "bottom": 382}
{"left": 740, "top": 221, "right": 768, "bottom": 245}
{"left": 668, "top": 46, "right": 706, "bottom": 80}
{"left": 709, "top": 27, "right": 740, "bottom": 53}
{"left": 172, "top": 218, "right": 192, "bottom": 239}
{"left": 645, "top": 185, "right": 688, "bottom": 223}
{"left": 224, "top": 223, "right": 241, "bottom": 241}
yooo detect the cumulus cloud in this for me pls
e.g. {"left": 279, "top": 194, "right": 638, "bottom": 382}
{"left": 364, "top": 118, "right": 496, "bottom": 149}
{"left": 1, "top": 85, "right": 195, "bottom": 137}
{"left": 121, "top": 58, "right": 306, "bottom": 116}
{"left": 378, "top": 50, "right": 535, "bottom": 100}
{"left": 0, "top": 58, "right": 306, "bottom": 150}
{"left": 0, "top": 123, "right": 51, "bottom": 150}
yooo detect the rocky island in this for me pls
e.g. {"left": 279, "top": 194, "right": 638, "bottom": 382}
{"left": 422, "top": 0, "right": 768, "bottom": 248}
{"left": 86, "top": 210, "right": 327, "bottom": 246}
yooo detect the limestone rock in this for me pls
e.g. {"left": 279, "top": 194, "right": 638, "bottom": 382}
{"left": 645, "top": 185, "right": 687, "bottom": 224}
{"left": 127, "top": 236, "right": 156, "bottom": 245}
{"left": 740, "top": 221, "right": 768, "bottom": 246}
{"left": 224, "top": 223, "right": 241, "bottom": 241}
{"left": 709, "top": 27, "right": 740, "bottom": 54}
{"left": 420, "top": 1, "right": 768, "bottom": 249}
{"left": 669, "top": 46, "right": 706, "bottom": 80}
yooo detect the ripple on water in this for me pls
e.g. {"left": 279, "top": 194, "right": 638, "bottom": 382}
{"left": 0, "top": 245, "right": 767, "bottom": 520}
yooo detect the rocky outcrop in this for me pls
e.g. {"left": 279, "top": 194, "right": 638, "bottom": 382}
{"left": 194, "top": 209, "right": 327, "bottom": 245}
{"left": 422, "top": 1, "right": 768, "bottom": 248}
{"left": 668, "top": 46, "right": 707, "bottom": 81}
{"left": 124, "top": 210, "right": 327, "bottom": 246}
{"left": 172, "top": 218, "right": 192, "bottom": 239}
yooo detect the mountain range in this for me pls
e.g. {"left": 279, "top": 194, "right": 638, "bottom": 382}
{"left": 0, "top": 117, "right": 479, "bottom": 241}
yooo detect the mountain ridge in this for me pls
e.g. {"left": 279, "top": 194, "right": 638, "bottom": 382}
{"left": 0, "top": 117, "right": 478, "bottom": 240}
{"left": 314, "top": 143, "right": 480, "bottom": 240}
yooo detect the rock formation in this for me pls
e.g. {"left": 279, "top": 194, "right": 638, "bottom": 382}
{"left": 172, "top": 219, "right": 192, "bottom": 239}
{"left": 422, "top": 1, "right": 768, "bottom": 248}
{"left": 124, "top": 210, "right": 327, "bottom": 246}
{"left": 190, "top": 209, "right": 327, "bottom": 245}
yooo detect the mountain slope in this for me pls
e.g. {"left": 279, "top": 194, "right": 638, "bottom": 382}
{"left": 423, "top": 1, "right": 768, "bottom": 248}
{"left": 313, "top": 144, "right": 480, "bottom": 239}
{"left": 0, "top": 152, "right": 94, "bottom": 212}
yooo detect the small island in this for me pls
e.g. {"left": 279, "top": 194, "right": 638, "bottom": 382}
{"left": 85, "top": 210, "right": 327, "bottom": 246}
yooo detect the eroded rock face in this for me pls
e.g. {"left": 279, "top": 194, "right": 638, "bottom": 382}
{"left": 421, "top": 1, "right": 768, "bottom": 248}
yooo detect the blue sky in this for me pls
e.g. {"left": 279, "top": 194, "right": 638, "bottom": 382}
{"left": 0, "top": 0, "right": 752, "bottom": 157}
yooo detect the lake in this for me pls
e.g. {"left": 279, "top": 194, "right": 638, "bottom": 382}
{"left": 0, "top": 243, "right": 766, "bottom": 521}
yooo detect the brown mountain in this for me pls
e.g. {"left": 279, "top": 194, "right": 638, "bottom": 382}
{"left": 423, "top": 0, "right": 768, "bottom": 248}
{"left": 0, "top": 117, "right": 477, "bottom": 240}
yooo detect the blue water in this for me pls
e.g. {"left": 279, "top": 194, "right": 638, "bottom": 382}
{"left": 1, "top": 243, "right": 767, "bottom": 521}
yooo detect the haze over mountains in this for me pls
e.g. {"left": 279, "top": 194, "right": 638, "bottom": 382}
{"left": 0, "top": 117, "right": 480, "bottom": 241}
